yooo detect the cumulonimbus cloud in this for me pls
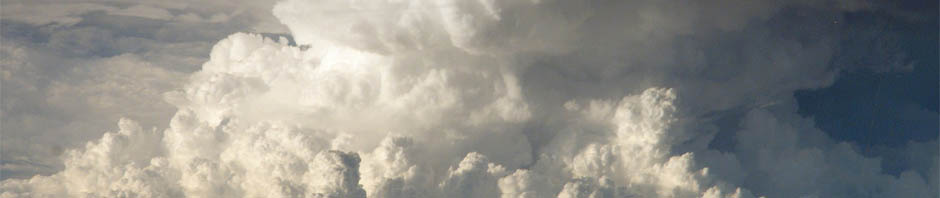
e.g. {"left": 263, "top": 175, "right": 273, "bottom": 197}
{"left": 2, "top": 0, "right": 936, "bottom": 197}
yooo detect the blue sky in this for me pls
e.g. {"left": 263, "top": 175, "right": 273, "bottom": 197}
{"left": 796, "top": 3, "right": 938, "bottom": 148}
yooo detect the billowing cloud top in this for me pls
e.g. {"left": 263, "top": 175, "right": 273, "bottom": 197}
{"left": 1, "top": 0, "right": 936, "bottom": 198}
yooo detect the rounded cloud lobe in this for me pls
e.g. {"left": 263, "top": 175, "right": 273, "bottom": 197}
{"left": 2, "top": 0, "right": 936, "bottom": 198}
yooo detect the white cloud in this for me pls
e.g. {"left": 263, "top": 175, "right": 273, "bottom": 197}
{"left": 440, "top": 152, "right": 507, "bottom": 198}
{"left": 0, "top": 119, "right": 178, "bottom": 198}
{"left": 556, "top": 177, "right": 617, "bottom": 198}
{"left": 1, "top": 0, "right": 935, "bottom": 197}
{"left": 498, "top": 169, "right": 553, "bottom": 198}
{"left": 308, "top": 151, "right": 367, "bottom": 198}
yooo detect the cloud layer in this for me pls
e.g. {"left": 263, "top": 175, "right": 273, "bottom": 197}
{"left": 2, "top": 0, "right": 936, "bottom": 197}
{"left": 0, "top": 0, "right": 288, "bottom": 179}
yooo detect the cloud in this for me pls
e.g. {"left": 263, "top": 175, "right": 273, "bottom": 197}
{"left": 556, "top": 177, "right": 617, "bottom": 198}
{"left": 360, "top": 136, "right": 429, "bottom": 198}
{"left": 107, "top": 5, "right": 174, "bottom": 20}
{"left": 1, "top": 42, "right": 185, "bottom": 179}
{"left": 0, "top": 3, "right": 117, "bottom": 27}
{"left": 1, "top": 0, "right": 936, "bottom": 198}
{"left": 4, "top": 30, "right": 538, "bottom": 197}
{"left": 731, "top": 107, "right": 938, "bottom": 197}
{"left": 0, "top": 0, "right": 286, "bottom": 32}
{"left": 440, "top": 152, "right": 507, "bottom": 198}
{"left": 0, "top": 119, "right": 179, "bottom": 198}
{"left": 0, "top": 0, "right": 291, "bottom": 180}
{"left": 498, "top": 169, "right": 553, "bottom": 198}
{"left": 309, "top": 151, "right": 367, "bottom": 198}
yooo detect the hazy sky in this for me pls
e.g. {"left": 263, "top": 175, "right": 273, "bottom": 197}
{"left": 0, "top": 0, "right": 937, "bottom": 197}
